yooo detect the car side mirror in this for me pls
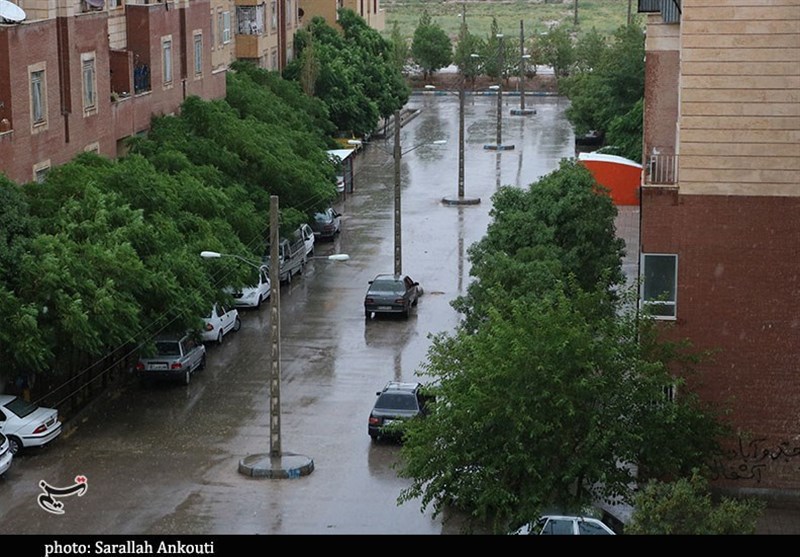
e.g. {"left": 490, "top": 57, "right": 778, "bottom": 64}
{"left": 334, "top": 211, "right": 341, "bottom": 217}
{"left": 375, "top": 391, "right": 381, "bottom": 396}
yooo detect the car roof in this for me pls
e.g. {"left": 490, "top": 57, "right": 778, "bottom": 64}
{"left": 541, "top": 515, "right": 602, "bottom": 522}
{"left": 0, "top": 394, "right": 15, "bottom": 405}
{"left": 380, "top": 381, "right": 421, "bottom": 393}
{"left": 372, "top": 274, "right": 405, "bottom": 281}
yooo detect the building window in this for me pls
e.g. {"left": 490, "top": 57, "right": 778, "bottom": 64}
{"left": 82, "top": 54, "right": 97, "bottom": 113}
{"left": 222, "top": 11, "right": 231, "bottom": 43}
{"left": 30, "top": 66, "right": 47, "bottom": 126}
{"left": 640, "top": 253, "right": 678, "bottom": 319}
{"left": 162, "top": 37, "right": 173, "bottom": 86}
{"left": 271, "top": 1, "right": 277, "bottom": 31}
{"left": 194, "top": 33, "right": 203, "bottom": 76}
{"left": 271, "top": 48, "right": 278, "bottom": 70}
{"left": 210, "top": 9, "right": 215, "bottom": 49}
{"left": 33, "top": 161, "right": 50, "bottom": 183}
{"left": 238, "top": 5, "right": 265, "bottom": 35}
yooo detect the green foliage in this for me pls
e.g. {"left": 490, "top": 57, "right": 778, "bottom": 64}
{"left": 286, "top": 10, "right": 409, "bottom": 135}
{"left": 453, "top": 19, "right": 485, "bottom": 84}
{"left": 411, "top": 10, "right": 453, "bottom": 79}
{"left": 627, "top": 471, "right": 765, "bottom": 534}
{"left": 389, "top": 21, "right": 410, "bottom": 72}
{"left": 397, "top": 161, "right": 728, "bottom": 533}
{"left": 561, "top": 22, "right": 645, "bottom": 151}
{"left": 454, "top": 159, "right": 625, "bottom": 328}
{"left": 574, "top": 27, "right": 607, "bottom": 72}
{"left": 536, "top": 24, "right": 575, "bottom": 78}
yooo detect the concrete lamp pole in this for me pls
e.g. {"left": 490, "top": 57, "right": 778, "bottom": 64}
{"left": 484, "top": 34, "right": 515, "bottom": 151}
{"left": 351, "top": 123, "right": 445, "bottom": 276}
{"left": 511, "top": 21, "right": 536, "bottom": 116}
{"left": 202, "top": 196, "right": 314, "bottom": 479}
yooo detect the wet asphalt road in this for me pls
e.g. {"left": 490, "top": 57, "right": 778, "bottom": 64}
{"left": 0, "top": 92, "right": 576, "bottom": 535}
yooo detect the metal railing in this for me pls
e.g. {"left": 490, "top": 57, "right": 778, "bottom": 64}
{"left": 647, "top": 153, "right": 677, "bottom": 185}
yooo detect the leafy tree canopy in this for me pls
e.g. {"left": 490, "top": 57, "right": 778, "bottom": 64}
{"left": 411, "top": 10, "right": 453, "bottom": 80}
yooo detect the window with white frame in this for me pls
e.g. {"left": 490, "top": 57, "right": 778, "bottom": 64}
{"left": 217, "top": 10, "right": 223, "bottom": 46}
{"left": 194, "top": 33, "right": 203, "bottom": 76}
{"left": 162, "top": 37, "right": 173, "bottom": 86}
{"left": 82, "top": 53, "right": 97, "bottom": 113}
{"left": 270, "top": 1, "right": 277, "bottom": 31}
{"left": 222, "top": 11, "right": 231, "bottom": 43}
{"left": 640, "top": 253, "right": 678, "bottom": 319}
{"left": 29, "top": 65, "right": 47, "bottom": 127}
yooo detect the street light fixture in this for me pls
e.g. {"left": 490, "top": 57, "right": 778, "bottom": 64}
{"left": 484, "top": 34, "right": 515, "bottom": 151}
{"left": 350, "top": 121, "right": 446, "bottom": 275}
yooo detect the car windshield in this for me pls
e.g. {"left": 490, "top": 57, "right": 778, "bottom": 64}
{"left": 375, "top": 393, "right": 419, "bottom": 411}
{"left": 314, "top": 212, "right": 331, "bottom": 223}
{"left": 370, "top": 279, "right": 403, "bottom": 293}
{"left": 154, "top": 341, "right": 181, "bottom": 356}
{"left": 3, "top": 396, "right": 38, "bottom": 418}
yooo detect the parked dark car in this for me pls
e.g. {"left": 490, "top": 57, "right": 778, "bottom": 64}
{"left": 135, "top": 333, "right": 207, "bottom": 385}
{"left": 311, "top": 208, "right": 341, "bottom": 240}
{"left": 364, "top": 274, "right": 422, "bottom": 318}
{"left": 368, "top": 381, "right": 432, "bottom": 443}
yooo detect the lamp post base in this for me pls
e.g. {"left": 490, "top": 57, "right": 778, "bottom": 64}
{"left": 238, "top": 452, "right": 314, "bottom": 479}
{"left": 510, "top": 108, "right": 536, "bottom": 116}
{"left": 442, "top": 196, "right": 481, "bottom": 206}
{"left": 483, "top": 144, "right": 515, "bottom": 151}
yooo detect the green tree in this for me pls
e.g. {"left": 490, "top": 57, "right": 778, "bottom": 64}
{"left": 627, "top": 471, "right": 766, "bottom": 534}
{"left": 411, "top": 10, "right": 453, "bottom": 80}
{"left": 389, "top": 21, "right": 410, "bottom": 73}
{"left": 537, "top": 24, "right": 575, "bottom": 78}
{"left": 453, "top": 17, "right": 485, "bottom": 86}
{"left": 561, "top": 23, "right": 644, "bottom": 154}
{"left": 453, "top": 159, "right": 625, "bottom": 329}
{"left": 574, "top": 27, "right": 606, "bottom": 72}
{"left": 396, "top": 161, "right": 728, "bottom": 534}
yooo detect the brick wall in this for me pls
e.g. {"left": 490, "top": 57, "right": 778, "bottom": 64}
{"left": 641, "top": 188, "right": 800, "bottom": 493}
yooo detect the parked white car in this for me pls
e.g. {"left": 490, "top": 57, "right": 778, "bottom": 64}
{"left": 200, "top": 303, "right": 241, "bottom": 344}
{"left": 0, "top": 394, "right": 62, "bottom": 455}
{"left": 229, "top": 265, "right": 271, "bottom": 309}
{"left": 297, "top": 223, "right": 315, "bottom": 258}
{"left": 0, "top": 433, "right": 13, "bottom": 476}
{"left": 512, "top": 515, "right": 616, "bottom": 535}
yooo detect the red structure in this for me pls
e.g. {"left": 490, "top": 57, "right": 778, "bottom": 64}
{"left": 578, "top": 152, "right": 642, "bottom": 206}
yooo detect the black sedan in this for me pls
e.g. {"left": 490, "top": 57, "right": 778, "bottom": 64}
{"left": 364, "top": 274, "right": 422, "bottom": 319}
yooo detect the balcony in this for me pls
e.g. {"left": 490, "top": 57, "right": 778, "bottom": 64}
{"left": 638, "top": 0, "right": 681, "bottom": 23}
{"left": 646, "top": 152, "right": 677, "bottom": 185}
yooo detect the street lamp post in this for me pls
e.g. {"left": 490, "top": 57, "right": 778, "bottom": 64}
{"left": 484, "top": 34, "right": 515, "bottom": 151}
{"left": 511, "top": 21, "right": 536, "bottom": 116}
{"left": 351, "top": 123, "right": 445, "bottom": 275}
{"left": 200, "top": 222, "right": 348, "bottom": 479}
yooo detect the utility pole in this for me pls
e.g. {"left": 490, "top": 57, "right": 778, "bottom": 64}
{"left": 237, "top": 194, "right": 313, "bottom": 479}
{"left": 393, "top": 110, "right": 402, "bottom": 276}
{"left": 268, "top": 195, "right": 281, "bottom": 458}
{"left": 511, "top": 20, "right": 535, "bottom": 116}
{"left": 484, "top": 34, "right": 514, "bottom": 150}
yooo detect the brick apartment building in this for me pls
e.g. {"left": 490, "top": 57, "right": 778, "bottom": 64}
{"left": 0, "top": 0, "right": 305, "bottom": 186}
{"left": 639, "top": 0, "right": 799, "bottom": 503}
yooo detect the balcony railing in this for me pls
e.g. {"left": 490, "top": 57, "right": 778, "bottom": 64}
{"left": 638, "top": 0, "right": 681, "bottom": 23}
{"left": 646, "top": 153, "right": 677, "bottom": 185}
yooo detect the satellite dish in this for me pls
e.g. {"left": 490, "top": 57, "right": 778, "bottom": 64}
{"left": 0, "top": 0, "right": 26, "bottom": 22}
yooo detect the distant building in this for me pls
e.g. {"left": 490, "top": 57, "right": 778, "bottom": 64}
{"left": 298, "top": 0, "right": 384, "bottom": 31}
{"left": 638, "top": 0, "right": 800, "bottom": 503}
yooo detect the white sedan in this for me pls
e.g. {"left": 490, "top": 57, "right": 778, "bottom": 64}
{"left": 201, "top": 303, "right": 241, "bottom": 344}
{"left": 0, "top": 433, "right": 12, "bottom": 476}
{"left": 229, "top": 265, "right": 271, "bottom": 309}
{"left": 0, "top": 394, "right": 62, "bottom": 455}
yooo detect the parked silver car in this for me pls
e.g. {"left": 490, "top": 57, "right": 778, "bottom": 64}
{"left": 135, "top": 333, "right": 207, "bottom": 385}
{"left": 0, "top": 432, "right": 11, "bottom": 476}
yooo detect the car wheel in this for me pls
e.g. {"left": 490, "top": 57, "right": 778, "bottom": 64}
{"left": 255, "top": 295, "right": 261, "bottom": 310}
{"left": 7, "top": 435, "right": 22, "bottom": 456}
{"left": 286, "top": 270, "right": 292, "bottom": 284}
{"left": 402, "top": 308, "right": 409, "bottom": 318}
{"left": 216, "top": 330, "right": 224, "bottom": 345}
{"left": 198, "top": 354, "right": 206, "bottom": 371}
{"left": 233, "top": 316, "right": 241, "bottom": 332}
{"left": 369, "top": 433, "right": 378, "bottom": 443}
{"left": 365, "top": 309, "right": 371, "bottom": 319}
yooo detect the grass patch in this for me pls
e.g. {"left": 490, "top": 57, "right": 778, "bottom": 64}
{"left": 382, "top": 0, "right": 638, "bottom": 41}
